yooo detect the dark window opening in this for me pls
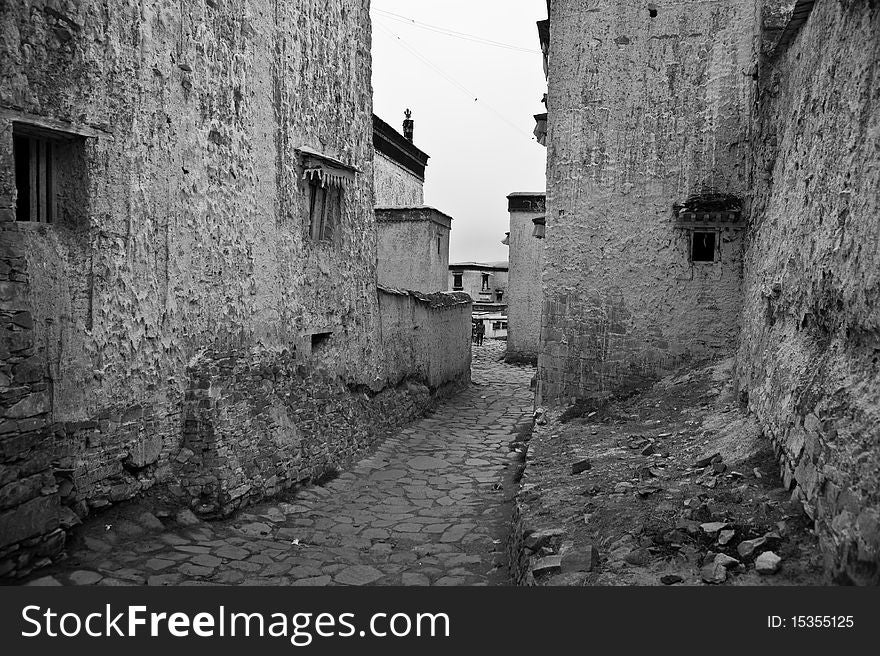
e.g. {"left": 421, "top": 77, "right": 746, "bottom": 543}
{"left": 648, "top": 4, "right": 658, "bottom": 18}
{"left": 311, "top": 332, "right": 332, "bottom": 352}
{"left": 14, "top": 133, "right": 55, "bottom": 223}
{"left": 12, "top": 123, "right": 87, "bottom": 226}
{"left": 452, "top": 272, "right": 463, "bottom": 290}
{"left": 481, "top": 273, "right": 490, "bottom": 290}
{"left": 691, "top": 231, "right": 717, "bottom": 262}
{"left": 437, "top": 236, "right": 441, "bottom": 254}
{"left": 496, "top": 290, "right": 504, "bottom": 302}
{"left": 308, "top": 180, "right": 342, "bottom": 242}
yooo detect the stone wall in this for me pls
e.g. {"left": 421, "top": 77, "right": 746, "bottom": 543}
{"left": 175, "top": 343, "right": 442, "bottom": 518}
{"left": 0, "top": 228, "right": 63, "bottom": 577}
{"left": 506, "top": 193, "right": 544, "bottom": 364}
{"left": 374, "top": 151, "right": 424, "bottom": 206}
{"left": 735, "top": 0, "right": 880, "bottom": 584}
{"left": 0, "top": 0, "right": 378, "bottom": 577}
{"left": 538, "top": 0, "right": 753, "bottom": 405}
{"left": 376, "top": 208, "right": 451, "bottom": 293}
{"left": 378, "top": 287, "right": 472, "bottom": 391}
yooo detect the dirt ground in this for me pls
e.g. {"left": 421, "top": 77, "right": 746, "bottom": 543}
{"left": 515, "top": 357, "right": 828, "bottom": 586}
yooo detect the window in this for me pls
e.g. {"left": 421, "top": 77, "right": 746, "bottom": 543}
{"left": 481, "top": 273, "right": 490, "bottom": 290}
{"left": 307, "top": 179, "right": 342, "bottom": 242}
{"left": 298, "top": 146, "right": 356, "bottom": 243}
{"left": 492, "top": 321, "right": 502, "bottom": 330}
{"left": 496, "top": 290, "right": 504, "bottom": 302}
{"left": 310, "top": 331, "right": 332, "bottom": 353}
{"left": 14, "top": 132, "right": 56, "bottom": 223}
{"left": 437, "top": 236, "right": 441, "bottom": 254}
{"left": 452, "top": 272, "right": 463, "bottom": 290}
{"left": 691, "top": 231, "right": 717, "bottom": 263}
{"left": 12, "top": 123, "right": 86, "bottom": 225}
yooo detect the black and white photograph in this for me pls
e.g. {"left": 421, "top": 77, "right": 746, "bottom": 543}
{"left": 0, "top": 0, "right": 877, "bottom": 651}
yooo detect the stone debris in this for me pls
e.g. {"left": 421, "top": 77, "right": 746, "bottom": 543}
{"left": 524, "top": 528, "right": 566, "bottom": 551}
{"left": 700, "top": 521, "right": 729, "bottom": 535}
{"left": 713, "top": 553, "right": 740, "bottom": 569}
{"left": 718, "top": 529, "right": 736, "bottom": 545}
{"left": 531, "top": 555, "right": 563, "bottom": 576}
{"left": 755, "top": 551, "right": 782, "bottom": 574}
{"left": 570, "top": 459, "right": 592, "bottom": 475}
{"left": 561, "top": 546, "right": 599, "bottom": 573}
{"left": 700, "top": 562, "right": 727, "bottom": 584}
{"left": 693, "top": 453, "right": 721, "bottom": 469}
{"left": 736, "top": 537, "right": 767, "bottom": 559}
{"left": 623, "top": 548, "right": 651, "bottom": 566}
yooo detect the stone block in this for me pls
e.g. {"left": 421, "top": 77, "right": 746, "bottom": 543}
{"left": 0, "top": 495, "right": 59, "bottom": 548}
{"left": 4, "top": 393, "right": 50, "bottom": 419}
{"left": 125, "top": 434, "right": 163, "bottom": 469}
{"left": 0, "top": 473, "right": 46, "bottom": 510}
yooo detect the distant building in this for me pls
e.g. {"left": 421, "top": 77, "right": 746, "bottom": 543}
{"left": 373, "top": 112, "right": 427, "bottom": 207}
{"left": 373, "top": 112, "right": 451, "bottom": 293}
{"left": 449, "top": 262, "right": 508, "bottom": 311}
{"left": 505, "top": 193, "right": 545, "bottom": 363}
{"left": 473, "top": 310, "right": 508, "bottom": 340}
{"left": 375, "top": 207, "right": 452, "bottom": 293}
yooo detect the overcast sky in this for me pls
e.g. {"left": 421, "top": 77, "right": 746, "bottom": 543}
{"left": 371, "top": 0, "right": 548, "bottom": 264}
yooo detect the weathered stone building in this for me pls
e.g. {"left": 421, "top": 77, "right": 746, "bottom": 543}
{"left": 449, "top": 262, "right": 508, "bottom": 310}
{"left": 538, "top": 0, "right": 751, "bottom": 406}
{"left": 375, "top": 206, "right": 452, "bottom": 292}
{"left": 536, "top": 0, "right": 880, "bottom": 582}
{"left": 0, "top": 1, "right": 471, "bottom": 579}
{"left": 505, "top": 193, "right": 545, "bottom": 363}
{"left": 735, "top": 0, "right": 880, "bottom": 584}
{"left": 373, "top": 113, "right": 452, "bottom": 292}
{"left": 373, "top": 112, "right": 427, "bottom": 207}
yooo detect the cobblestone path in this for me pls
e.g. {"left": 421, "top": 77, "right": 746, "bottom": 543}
{"left": 27, "top": 342, "right": 535, "bottom": 586}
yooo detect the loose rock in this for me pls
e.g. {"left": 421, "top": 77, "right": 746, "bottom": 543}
{"left": 755, "top": 551, "right": 782, "bottom": 574}
{"left": 532, "top": 556, "right": 563, "bottom": 576}
{"left": 561, "top": 546, "right": 600, "bottom": 573}
{"left": 571, "top": 459, "right": 592, "bottom": 475}
{"left": 736, "top": 537, "right": 767, "bottom": 559}
{"left": 700, "top": 562, "right": 727, "bottom": 584}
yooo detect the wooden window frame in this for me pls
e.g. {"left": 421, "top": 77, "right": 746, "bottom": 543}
{"left": 308, "top": 179, "right": 342, "bottom": 243}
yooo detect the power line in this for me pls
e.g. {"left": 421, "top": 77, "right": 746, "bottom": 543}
{"left": 373, "top": 8, "right": 542, "bottom": 55}
{"left": 373, "top": 19, "right": 537, "bottom": 142}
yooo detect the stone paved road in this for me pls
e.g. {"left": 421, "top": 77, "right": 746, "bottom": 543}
{"left": 26, "top": 341, "right": 535, "bottom": 586}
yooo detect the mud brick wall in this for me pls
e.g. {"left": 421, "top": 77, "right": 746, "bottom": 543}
{"left": 375, "top": 208, "right": 452, "bottom": 293}
{"left": 378, "top": 287, "right": 472, "bottom": 391}
{"left": 538, "top": 0, "right": 753, "bottom": 405}
{"left": 374, "top": 151, "right": 424, "bottom": 207}
{"left": 175, "top": 346, "right": 439, "bottom": 518}
{"left": 0, "top": 0, "right": 377, "bottom": 576}
{"left": 506, "top": 194, "right": 544, "bottom": 364}
{"left": 736, "top": 0, "right": 880, "bottom": 584}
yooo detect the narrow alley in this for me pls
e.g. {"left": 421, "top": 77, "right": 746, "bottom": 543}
{"left": 24, "top": 343, "right": 535, "bottom": 587}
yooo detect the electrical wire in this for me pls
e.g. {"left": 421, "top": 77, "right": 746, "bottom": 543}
{"left": 373, "top": 8, "right": 542, "bottom": 55}
{"left": 373, "top": 19, "right": 537, "bottom": 142}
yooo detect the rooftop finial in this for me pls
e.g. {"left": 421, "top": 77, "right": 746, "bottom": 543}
{"left": 403, "top": 109, "right": 414, "bottom": 142}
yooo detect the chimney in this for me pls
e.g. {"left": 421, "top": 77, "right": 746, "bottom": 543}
{"left": 403, "top": 108, "right": 414, "bottom": 142}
